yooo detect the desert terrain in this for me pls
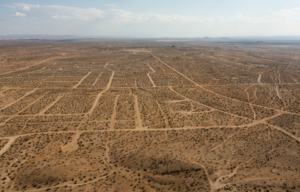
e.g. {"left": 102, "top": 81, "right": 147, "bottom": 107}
{"left": 0, "top": 39, "right": 300, "bottom": 192}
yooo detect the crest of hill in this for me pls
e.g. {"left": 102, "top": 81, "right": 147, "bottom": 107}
{"left": 255, "top": 41, "right": 268, "bottom": 45}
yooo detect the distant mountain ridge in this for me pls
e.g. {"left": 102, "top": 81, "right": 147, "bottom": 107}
{"left": 255, "top": 41, "right": 268, "bottom": 45}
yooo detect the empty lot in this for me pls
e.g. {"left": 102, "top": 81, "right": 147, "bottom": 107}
{"left": 1, "top": 40, "right": 300, "bottom": 191}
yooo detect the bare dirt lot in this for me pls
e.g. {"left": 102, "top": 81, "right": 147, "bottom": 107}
{"left": 1, "top": 39, "right": 300, "bottom": 191}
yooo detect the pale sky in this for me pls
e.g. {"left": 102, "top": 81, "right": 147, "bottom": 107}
{"left": 1, "top": 0, "right": 300, "bottom": 37}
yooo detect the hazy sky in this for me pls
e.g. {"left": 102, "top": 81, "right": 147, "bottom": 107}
{"left": 1, "top": 0, "right": 300, "bottom": 37}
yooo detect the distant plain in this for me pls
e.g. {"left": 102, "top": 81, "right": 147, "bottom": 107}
{"left": 0, "top": 39, "right": 300, "bottom": 192}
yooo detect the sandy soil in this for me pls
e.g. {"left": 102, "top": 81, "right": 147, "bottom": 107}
{"left": 1, "top": 40, "right": 300, "bottom": 191}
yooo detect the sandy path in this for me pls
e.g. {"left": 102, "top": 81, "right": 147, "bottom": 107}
{"left": 0, "top": 136, "right": 17, "bottom": 156}
{"left": 0, "top": 117, "right": 291, "bottom": 142}
{"left": 93, "top": 72, "right": 103, "bottom": 86}
{"left": 227, "top": 177, "right": 300, "bottom": 186}
{"left": 88, "top": 71, "right": 114, "bottom": 115}
{"left": 169, "top": 87, "right": 250, "bottom": 120}
{"left": 0, "top": 92, "right": 47, "bottom": 126}
{"left": 272, "top": 68, "right": 286, "bottom": 110}
{"left": 151, "top": 53, "right": 300, "bottom": 117}
{"left": 76, "top": 114, "right": 89, "bottom": 131}
{"left": 147, "top": 61, "right": 156, "bottom": 88}
{"left": 1, "top": 67, "right": 46, "bottom": 80}
{"left": 0, "top": 109, "right": 287, "bottom": 140}
{"left": 252, "top": 87, "right": 258, "bottom": 103}
{"left": 257, "top": 74, "right": 262, "bottom": 84}
{"left": 26, "top": 129, "right": 131, "bottom": 191}
{"left": 0, "top": 89, "right": 36, "bottom": 111}
{"left": 73, "top": 72, "right": 92, "bottom": 88}
{"left": 205, "top": 83, "right": 300, "bottom": 86}
{"left": 104, "top": 62, "right": 114, "bottom": 72}
{"left": 125, "top": 49, "right": 151, "bottom": 53}
{"left": 275, "top": 84, "right": 286, "bottom": 110}
{"left": 8, "top": 141, "right": 75, "bottom": 191}
{"left": 1, "top": 69, "right": 59, "bottom": 126}
{"left": 277, "top": 68, "right": 282, "bottom": 84}
{"left": 156, "top": 100, "right": 170, "bottom": 128}
{"left": 17, "top": 94, "right": 62, "bottom": 134}
{"left": 0, "top": 110, "right": 298, "bottom": 167}
{"left": 103, "top": 131, "right": 133, "bottom": 165}
{"left": 186, "top": 112, "right": 288, "bottom": 167}
{"left": 133, "top": 95, "right": 144, "bottom": 129}
{"left": 2, "top": 83, "right": 299, "bottom": 90}
{"left": 188, "top": 157, "right": 213, "bottom": 191}
{"left": 173, "top": 110, "right": 211, "bottom": 116}
{"left": 1, "top": 113, "right": 88, "bottom": 118}
{"left": 104, "top": 141, "right": 113, "bottom": 164}
{"left": 212, "top": 142, "right": 293, "bottom": 191}
{"left": 106, "top": 71, "right": 115, "bottom": 88}
{"left": 245, "top": 86, "right": 256, "bottom": 120}
{"left": 17, "top": 118, "right": 33, "bottom": 135}
{"left": 147, "top": 73, "right": 156, "bottom": 87}
{"left": 0, "top": 56, "right": 61, "bottom": 76}
{"left": 151, "top": 53, "right": 197, "bottom": 85}
{"left": 157, "top": 64, "right": 166, "bottom": 73}
{"left": 164, "top": 98, "right": 189, "bottom": 104}
{"left": 147, "top": 63, "right": 155, "bottom": 73}
{"left": 188, "top": 128, "right": 251, "bottom": 192}
{"left": 110, "top": 95, "right": 120, "bottom": 130}
{"left": 292, "top": 77, "right": 299, "bottom": 83}
{"left": 61, "top": 132, "right": 81, "bottom": 153}
{"left": 38, "top": 95, "right": 63, "bottom": 115}
{"left": 269, "top": 124, "right": 300, "bottom": 142}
